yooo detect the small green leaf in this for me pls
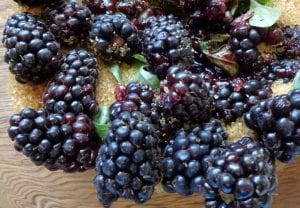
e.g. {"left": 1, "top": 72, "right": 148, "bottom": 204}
{"left": 130, "top": 62, "right": 160, "bottom": 89}
{"left": 293, "top": 71, "right": 300, "bottom": 90}
{"left": 249, "top": 0, "right": 281, "bottom": 28}
{"left": 93, "top": 106, "right": 110, "bottom": 139}
{"left": 108, "top": 63, "right": 123, "bottom": 84}
{"left": 256, "top": 0, "right": 272, "bottom": 5}
{"left": 132, "top": 54, "right": 147, "bottom": 63}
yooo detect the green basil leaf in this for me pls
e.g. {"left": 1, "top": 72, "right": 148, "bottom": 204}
{"left": 256, "top": 0, "right": 272, "bottom": 5}
{"left": 249, "top": 0, "right": 281, "bottom": 28}
{"left": 108, "top": 63, "right": 123, "bottom": 84}
{"left": 93, "top": 106, "right": 110, "bottom": 139}
{"left": 132, "top": 54, "right": 147, "bottom": 63}
{"left": 293, "top": 71, "right": 300, "bottom": 90}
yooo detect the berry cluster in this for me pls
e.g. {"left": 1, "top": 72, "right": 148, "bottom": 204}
{"left": 2, "top": 13, "right": 63, "bottom": 84}
{"left": 244, "top": 89, "right": 300, "bottom": 163}
{"left": 89, "top": 13, "right": 141, "bottom": 62}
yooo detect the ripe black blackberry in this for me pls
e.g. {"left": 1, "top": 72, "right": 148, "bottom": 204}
{"left": 43, "top": 0, "right": 93, "bottom": 46}
{"left": 203, "top": 137, "right": 277, "bottom": 208}
{"left": 230, "top": 23, "right": 261, "bottom": 68}
{"left": 161, "top": 119, "right": 228, "bottom": 196}
{"left": 89, "top": 13, "right": 141, "bottom": 62}
{"left": 7, "top": 108, "right": 98, "bottom": 172}
{"left": 94, "top": 110, "right": 161, "bottom": 207}
{"left": 210, "top": 78, "right": 272, "bottom": 124}
{"left": 82, "top": 0, "right": 150, "bottom": 20}
{"left": 142, "top": 15, "right": 194, "bottom": 79}
{"left": 2, "top": 13, "right": 63, "bottom": 84}
{"left": 188, "top": 0, "right": 233, "bottom": 32}
{"left": 42, "top": 49, "right": 99, "bottom": 116}
{"left": 244, "top": 89, "right": 300, "bottom": 163}
{"left": 160, "top": 65, "right": 211, "bottom": 123}
{"left": 254, "top": 59, "right": 300, "bottom": 84}
{"left": 281, "top": 25, "right": 300, "bottom": 59}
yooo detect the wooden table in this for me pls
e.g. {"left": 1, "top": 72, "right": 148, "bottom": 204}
{"left": 0, "top": 1, "right": 300, "bottom": 208}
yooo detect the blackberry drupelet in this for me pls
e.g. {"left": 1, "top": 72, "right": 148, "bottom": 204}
{"left": 2, "top": 13, "right": 63, "bottom": 84}
{"left": 94, "top": 110, "right": 161, "bottom": 207}
{"left": 142, "top": 15, "right": 194, "bottom": 79}
{"left": 89, "top": 13, "right": 141, "bottom": 62}
{"left": 42, "top": 49, "right": 99, "bottom": 116}
{"left": 281, "top": 25, "right": 300, "bottom": 59}
{"left": 44, "top": 0, "right": 93, "bottom": 46}
{"left": 7, "top": 108, "right": 98, "bottom": 172}
{"left": 230, "top": 23, "right": 261, "bottom": 68}
{"left": 161, "top": 119, "right": 228, "bottom": 196}
{"left": 210, "top": 78, "right": 272, "bottom": 124}
{"left": 244, "top": 89, "right": 300, "bottom": 163}
{"left": 254, "top": 59, "right": 300, "bottom": 84}
{"left": 203, "top": 137, "right": 277, "bottom": 208}
{"left": 160, "top": 65, "right": 211, "bottom": 123}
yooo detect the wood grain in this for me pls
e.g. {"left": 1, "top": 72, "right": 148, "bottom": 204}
{"left": 0, "top": 1, "right": 300, "bottom": 208}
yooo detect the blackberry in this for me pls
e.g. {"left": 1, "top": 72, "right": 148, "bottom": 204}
{"left": 2, "top": 13, "right": 63, "bottom": 84}
{"left": 161, "top": 119, "right": 228, "bottom": 196}
{"left": 7, "top": 108, "right": 98, "bottom": 172}
{"left": 82, "top": 0, "right": 150, "bottom": 20}
{"left": 42, "top": 49, "right": 99, "bottom": 116}
{"left": 188, "top": 0, "right": 233, "bottom": 32}
{"left": 203, "top": 137, "right": 277, "bottom": 208}
{"left": 244, "top": 89, "right": 300, "bottom": 163}
{"left": 282, "top": 25, "right": 300, "bottom": 59}
{"left": 142, "top": 15, "right": 194, "bottom": 79}
{"left": 254, "top": 59, "right": 300, "bottom": 84}
{"left": 94, "top": 110, "right": 161, "bottom": 207}
{"left": 230, "top": 23, "right": 261, "bottom": 68}
{"left": 160, "top": 65, "right": 211, "bottom": 123}
{"left": 89, "top": 13, "right": 141, "bottom": 62}
{"left": 210, "top": 78, "right": 272, "bottom": 124}
{"left": 44, "top": 0, "right": 93, "bottom": 46}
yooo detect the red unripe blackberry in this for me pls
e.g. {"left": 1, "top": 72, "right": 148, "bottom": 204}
{"left": 142, "top": 15, "right": 194, "bottom": 79}
{"left": 2, "top": 13, "right": 63, "bottom": 84}
{"left": 89, "top": 13, "right": 141, "bottom": 62}
{"left": 44, "top": 0, "right": 93, "bottom": 46}
{"left": 42, "top": 49, "right": 99, "bottom": 116}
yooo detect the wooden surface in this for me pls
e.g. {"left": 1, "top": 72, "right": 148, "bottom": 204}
{"left": 1, "top": 1, "right": 300, "bottom": 208}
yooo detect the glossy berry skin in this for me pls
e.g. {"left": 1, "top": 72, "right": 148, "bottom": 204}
{"left": 203, "top": 137, "right": 277, "bottom": 208}
{"left": 94, "top": 111, "right": 161, "bottom": 207}
{"left": 142, "top": 15, "right": 194, "bottom": 79}
{"left": 160, "top": 65, "right": 211, "bottom": 123}
{"left": 209, "top": 77, "right": 272, "bottom": 124}
{"left": 2, "top": 13, "right": 63, "bottom": 84}
{"left": 244, "top": 89, "right": 300, "bottom": 163}
{"left": 161, "top": 119, "right": 227, "bottom": 196}
{"left": 44, "top": 0, "right": 93, "bottom": 46}
{"left": 7, "top": 108, "right": 98, "bottom": 172}
{"left": 230, "top": 23, "right": 261, "bottom": 67}
{"left": 42, "top": 50, "right": 98, "bottom": 116}
{"left": 89, "top": 13, "right": 141, "bottom": 62}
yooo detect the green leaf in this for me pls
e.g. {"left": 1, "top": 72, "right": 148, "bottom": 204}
{"left": 108, "top": 63, "right": 123, "bottom": 84}
{"left": 132, "top": 54, "right": 147, "bottom": 63}
{"left": 93, "top": 106, "right": 110, "bottom": 139}
{"left": 293, "top": 71, "right": 300, "bottom": 90}
{"left": 130, "top": 62, "right": 160, "bottom": 89}
{"left": 199, "top": 41, "right": 239, "bottom": 77}
{"left": 256, "top": 0, "right": 272, "bottom": 5}
{"left": 249, "top": 0, "right": 281, "bottom": 28}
